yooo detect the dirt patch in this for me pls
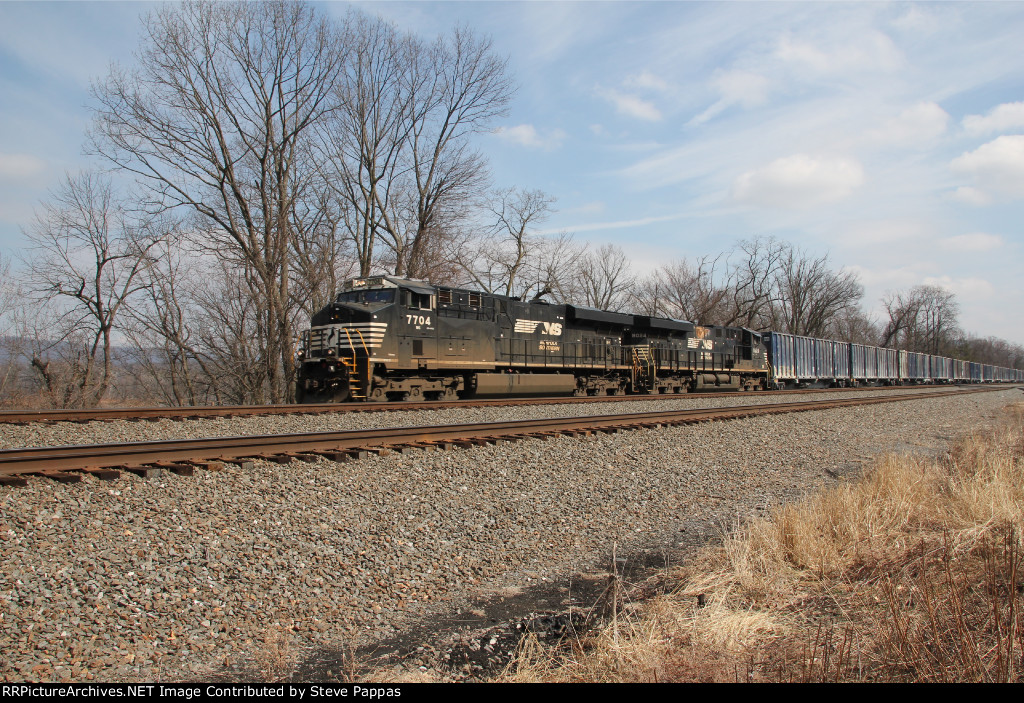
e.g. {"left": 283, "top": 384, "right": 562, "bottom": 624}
{"left": 277, "top": 516, "right": 731, "bottom": 682}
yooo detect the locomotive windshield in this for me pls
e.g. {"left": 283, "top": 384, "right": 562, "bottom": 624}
{"left": 335, "top": 289, "right": 395, "bottom": 304}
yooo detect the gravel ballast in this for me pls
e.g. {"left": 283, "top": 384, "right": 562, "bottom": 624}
{"left": 1, "top": 388, "right": 1020, "bottom": 682}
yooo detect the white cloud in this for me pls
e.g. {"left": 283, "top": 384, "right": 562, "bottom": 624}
{"left": 867, "top": 102, "right": 949, "bottom": 146}
{"left": 563, "top": 201, "right": 606, "bottom": 216}
{"left": 843, "top": 264, "right": 918, "bottom": 289}
{"left": 890, "top": 6, "right": 940, "bottom": 34}
{"left": 775, "top": 30, "right": 904, "bottom": 75}
{"left": 538, "top": 211, "right": 687, "bottom": 236}
{"left": 623, "top": 71, "right": 671, "bottom": 93}
{"left": 595, "top": 87, "right": 662, "bottom": 121}
{"left": 948, "top": 186, "right": 994, "bottom": 206}
{"left": 938, "top": 232, "right": 1003, "bottom": 252}
{"left": 713, "top": 69, "right": 772, "bottom": 108}
{"left": 732, "top": 154, "right": 865, "bottom": 208}
{"left": 950, "top": 135, "right": 1024, "bottom": 197}
{"left": 921, "top": 275, "right": 995, "bottom": 300}
{"left": 690, "top": 69, "right": 772, "bottom": 125}
{"left": 962, "top": 102, "right": 1024, "bottom": 136}
{"left": 835, "top": 218, "right": 934, "bottom": 249}
{"left": 0, "top": 153, "right": 46, "bottom": 181}
{"left": 493, "top": 124, "right": 567, "bottom": 150}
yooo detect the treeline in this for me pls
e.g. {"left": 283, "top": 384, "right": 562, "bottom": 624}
{"left": 0, "top": 0, "right": 1020, "bottom": 409}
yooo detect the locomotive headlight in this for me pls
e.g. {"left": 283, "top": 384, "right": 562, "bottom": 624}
{"left": 326, "top": 348, "right": 336, "bottom": 357}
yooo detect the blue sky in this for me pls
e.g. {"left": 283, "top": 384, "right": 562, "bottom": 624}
{"left": 1, "top": 1, "right": 1022, "bottom": 344}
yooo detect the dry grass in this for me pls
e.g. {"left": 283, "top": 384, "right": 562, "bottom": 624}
{"left": 255, "top": 626, "right": 297, "bottom": 681}
{"left": 500, "top": 404, "right": 1024, "bottom": 683}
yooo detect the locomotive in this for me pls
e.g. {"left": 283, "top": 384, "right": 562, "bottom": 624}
{"left": 295, "top": 276, "right": 768, "bottom": 402}
{"left": 295, "top": 276, "right": 1023, "bottom": 403}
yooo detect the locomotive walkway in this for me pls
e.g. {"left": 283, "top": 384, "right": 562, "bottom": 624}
{"left": 0, "top": 385, "right": 1012, "bottom": 486}
{"left": 0, "top": 382, "right": 1008, "bottom": 425}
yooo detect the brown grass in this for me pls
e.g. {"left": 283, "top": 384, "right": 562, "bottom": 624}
{"left": 499, "top": 404, "right": 1024, "bottom": 683}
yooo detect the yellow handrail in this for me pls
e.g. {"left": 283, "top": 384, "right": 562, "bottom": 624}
{"left": 339, "top": 327, "right": 372, "bottom": 399}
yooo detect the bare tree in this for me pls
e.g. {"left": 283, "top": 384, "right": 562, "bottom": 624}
{"left": 21, "top": 171, "right": 164, "bottom": 407}
{"left": 770, "top": 247, "right": 863, "bottom": 337}
{"left": 569, "top": 244, "right": 635, "bottom": 311}
{"left": 89, "top": 0, "right": 343, "bottom": 402}
{"left": 878, "top": 289, "right": 922, "bottom": 349}
{"left": 289, "top": 171, "right": 358, "bottom": 318}
{"left": 0, "top": 253, "right": 21, "bottom": 402}
{"left": 717, "top": 236, "right": 787, "bottom": 328}
{"left": 828, "top": 307, "right": 880, "bottom": 345}
{"left": 380, "top": 26, "right": 514, "bottom": 279}
{"left": 879, "top": 285, "right": 960, "bottom": 354}
{"left": 456, "top": 188, "right": 579, "bottom": 300}
{"left": 632, "top": 255, "right": 727, "bottom": 321}
{"left": 121, "top": 237, "right": 217, "bottom": 406}
{"left": 917, "top": 285, "right": 960, "bottom": 355}
{"left": 957, "top": 335, "right": 1024, "bottom": 369}
{"left": 317, "top": 11, "right": 410, "bottom": 277}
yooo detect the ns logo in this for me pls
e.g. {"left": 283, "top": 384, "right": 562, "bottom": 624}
{"left": 514, "top": 319, "right": 563, "bottom": 336}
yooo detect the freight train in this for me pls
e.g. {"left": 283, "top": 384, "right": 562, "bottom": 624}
{"left": 294, "top": 276, "right": 1022, "bottom": 402}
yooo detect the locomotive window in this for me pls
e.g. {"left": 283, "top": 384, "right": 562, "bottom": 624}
{"left": 336, "top": 289, "right": 394, "bottom": 304}
{"left": 438, "top": 289, "right": 452, "bottom": 305}
{"left": 406, "top": 291, "right": 433, "bottom": 310}
{"left": 469, "top": 292, "right": 482, "bottom": 307}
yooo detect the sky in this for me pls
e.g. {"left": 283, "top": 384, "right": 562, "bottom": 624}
{"left": 1, "top": 1, "right": 1022, "bottom": 344}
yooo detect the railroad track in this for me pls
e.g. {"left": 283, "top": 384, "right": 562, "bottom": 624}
{"left": 0, "top": 382, "right": 1010, "bottom": 425}
{"left": 0, "top": 385, "right": 1013, "bottom": 487}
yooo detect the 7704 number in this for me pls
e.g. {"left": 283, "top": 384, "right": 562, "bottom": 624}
{"left": 406, "top": 315, "right": 431, "bottom": 326}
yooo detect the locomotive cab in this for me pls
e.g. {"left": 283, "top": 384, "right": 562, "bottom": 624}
{"left": 297, "top": 277, "right": 399, "bottom": 402}
{"left": 297, "top": 276, "right": 460, "bottom": 402}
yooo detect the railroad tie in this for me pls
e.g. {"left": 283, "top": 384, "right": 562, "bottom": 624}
{"left": 189, "top": 461, "right": 225, "bottom": 472}
{"left": 123, "top": 466, "right": 165, "bottom": 479}
{"left": 40, "top": 471, "right": 82, "bottom": 483}
{"left": 82, "top": 468, "right": 121, "bottom": 481}
{"left": 326, "top": 449, "right": 370, "bottom": 462}
{"left": 241, "top": 454, "right": 293, "bottom": 464}
{"left": 153, "top": 462, "right": 195, "bottom": 476}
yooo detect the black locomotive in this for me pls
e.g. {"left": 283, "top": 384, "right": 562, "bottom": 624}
{"left": 295, "top": 276, "right": 768, "bottom": 402}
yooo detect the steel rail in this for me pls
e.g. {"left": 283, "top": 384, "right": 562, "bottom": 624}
{"left": 0, "top": 383, "right": 1010, "bottom": 425}
{"left": 0, "top": 386, "right": 1011, "bottom": 481}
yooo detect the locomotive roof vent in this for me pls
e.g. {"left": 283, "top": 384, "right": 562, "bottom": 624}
{"left": 342, "top": 276, "right": 436, "bottom": 296}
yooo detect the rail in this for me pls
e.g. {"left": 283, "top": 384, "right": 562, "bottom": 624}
{"left": 0, "top": 385, "right": 1013, "bottom": 486}
{"left": 1, "top": 383, "right": 1015, "bottom": 425}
